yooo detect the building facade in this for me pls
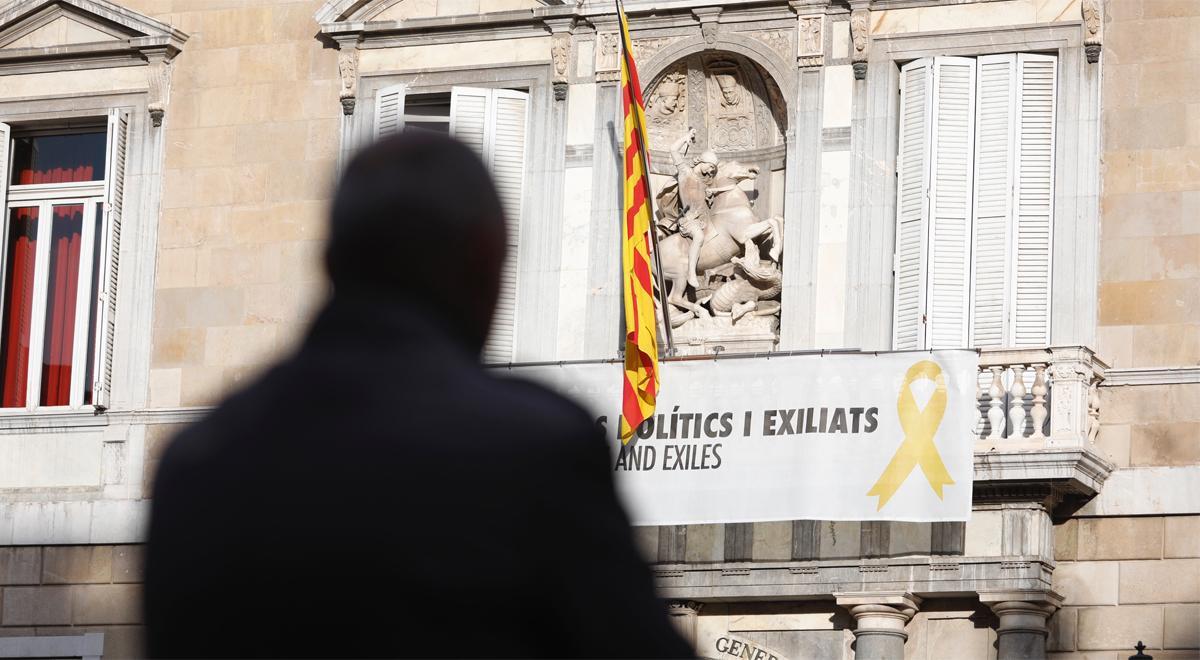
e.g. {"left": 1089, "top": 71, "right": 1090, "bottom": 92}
{"left": 0, "top": 0, "right": 1195, "bottom": 657}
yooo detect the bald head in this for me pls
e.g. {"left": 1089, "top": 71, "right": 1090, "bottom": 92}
{"left": 326, "top": 132, "right": 507, "bottom": 352}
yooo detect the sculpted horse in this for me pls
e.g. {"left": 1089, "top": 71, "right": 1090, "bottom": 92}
{"left": 657, "top": 159, "right": 783, "bottom": 322}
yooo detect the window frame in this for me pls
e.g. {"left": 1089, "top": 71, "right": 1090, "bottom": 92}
{"left": 0, "top": 125, "right": 114, "bottom": 413}
{"left": 0, "top": 95, "right": 148, "bottom": 423}
{"left": 355, "top": 66, "right": 550, "bottom": 363}
{"left": 843, "top": 23, "right": 1099, "bottom": 353}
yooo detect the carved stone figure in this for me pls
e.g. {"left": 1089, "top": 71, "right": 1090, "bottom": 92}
{"left": 649, "top": 72, "right": 684, "bottom": 116}
{"left": 797, "top": 15, "right": 823, "bottom": 67}
{"left": 596, "top": 32, "right": 620, "bottom": 80}
{"left": 655, "top": 126, "right": 784, "bottom": 339}
{"left": 714, "top": 73, "right": 742, "bottom": 108}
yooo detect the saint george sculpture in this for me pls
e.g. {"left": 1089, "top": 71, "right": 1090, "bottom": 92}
{"left": 655, "top": 127, "right": 784, "bottom": 353}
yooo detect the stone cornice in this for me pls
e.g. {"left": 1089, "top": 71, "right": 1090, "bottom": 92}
{"left": 653, "top": 555, "right": 1055, "bottom": 601}
{"left": 973, "top": 447, "right": 1114, "bottom": 497}
{"left": 1101, "top": 366, "right": 1200, "bottom": 387}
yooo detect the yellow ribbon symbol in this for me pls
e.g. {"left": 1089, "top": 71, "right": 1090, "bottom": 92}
{"left": 867, "top": 360, "right": 955, "bottom": 510}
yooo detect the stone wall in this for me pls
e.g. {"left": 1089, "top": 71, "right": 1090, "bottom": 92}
{"left": 1049, "top": 515, "right": 1200, "bottom": 657}
{"left": 0, "top": 546, "right": 144, "bottom": 659}
{"left": 1095, "top": 0, "right": 1200, "bottom": 368}
{"left": 118, "top": 0, "right": 339, "bottom": 409}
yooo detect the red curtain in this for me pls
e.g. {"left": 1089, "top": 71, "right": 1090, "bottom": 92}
{"left": 17, "top": 166, "right": 94, "bottom": 185}
{"left": 0, "top": 208, "right": 39, "bottom": 408}
{"left": 40, "top": 205, "right": 83, "bottom": 407}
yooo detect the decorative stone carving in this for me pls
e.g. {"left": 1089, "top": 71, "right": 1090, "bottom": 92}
{"left": 693, "top": 7, "right": 722, "bottom": 46}
{"left": 337, "top": 45, "right": 359, "bottom": 115}
{"left": 746, "top": 29, "right": 793, "bottom": 64}
{"left": 145, "top": 52, "right": 170, "bottom": 127}
{"left": 633, "top": 36, "right": 675, "bottom": 62}
{"left": 1082, "top": 0, "right": 1103, "bottom": 63}
{"left": 595, "top": 31, "right": 619, "bottom": 82}
{"left": 797, "top": 15, "right": 824, "bottom": 68}
{"left": 551, "top": 32, "right": 570, "bottom": 101}
{"left": 642, "top": 51, "right": 788, "bottom": 353}
{"left": 850, "top": 8, "right": 869, "bottom": 79}
{"left": 655, "top": 127, "right": 784, "bottom": 351}
{"left": 646, "top": 65, "right": 687, "bottom": 144}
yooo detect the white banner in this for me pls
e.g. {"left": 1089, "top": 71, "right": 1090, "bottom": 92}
{"left": 501, "top": 350, "right": 978, "bottom": 525}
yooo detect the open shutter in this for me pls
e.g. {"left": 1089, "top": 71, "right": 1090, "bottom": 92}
{"left": 92, "top": 109, "right": 129, "bottom": 410}
{"left": 484, "top": 90, "right": 527, "bottom": 365}
{"left": 925, "top": 56, "right": 976, "bottom": 349}
{"left": 451, "top": 87, "right": 527, "bottom": 364}
{"left": 969, "top": 54, "right": 1017, "bottom": 348}
{"left": 1012, "top": 54, "right": 1056, "bottom": 346}
{"left": 373, "top": 84, "right": 406, "bottom": 139}
{"left": 892, "top": 59, "right": 932, "bottom": 350}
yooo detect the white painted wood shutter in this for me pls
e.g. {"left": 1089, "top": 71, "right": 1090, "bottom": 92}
{"left": 970, "top": 54, "right": 1018, "bottom": 348}
{"left": 892, "top": 57, "right": 975, "bottom": 350}
{"left": 1011, "top": 53, "right": 1056, "bottom": 346}
{"left": 892, "top": 59, "right": 932, "bottom": 350}
{"left": 968, "top": 53, "right": 1056, "bottom": 347}
{"left": 373, "top": 84, "right": 406, "bottom": 139}
{"left": 92, "top": 108, "right": 129, "bottom": 410}
{"left": 926, "top": 57, "right": 976, "bottom": 349}
{"left": 450, "top": 87, "right": 528, "bottom": 364}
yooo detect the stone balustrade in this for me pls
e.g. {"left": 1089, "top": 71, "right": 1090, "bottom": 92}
{"left": 975, "top": 346, "right": 1107, "bottom": 451}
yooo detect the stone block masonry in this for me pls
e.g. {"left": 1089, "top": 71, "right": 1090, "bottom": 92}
{"left": 0, "top": 545, "right": 144, "bottom": 659}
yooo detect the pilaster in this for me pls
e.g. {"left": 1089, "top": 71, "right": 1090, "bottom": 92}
{"left": 666, "top": 600, "right": 702, "bottom": 649}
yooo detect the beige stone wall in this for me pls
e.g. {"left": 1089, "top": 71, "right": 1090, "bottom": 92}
{"left": 0, "top": 545, "right": 144, "bottom": 659}
{"left": 1096, "top": 0, "right": 1200, "bottom": 370}
{"left": 118, "top": 0, "right": 338, "bottom": 408}
{"left": 1050, "top": 515, "right": 1200, "bottom": 657}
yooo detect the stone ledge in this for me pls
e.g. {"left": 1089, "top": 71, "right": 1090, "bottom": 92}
{"left": 653, "top": 555, "right": 1054, "bottom": 602}
{"left": 974, "top": 447, "right": 1114, "bottom": 498}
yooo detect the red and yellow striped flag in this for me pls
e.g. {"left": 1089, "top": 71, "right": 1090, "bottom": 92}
{"left": 617, "top": 1, "right": 659, "bottom": 443}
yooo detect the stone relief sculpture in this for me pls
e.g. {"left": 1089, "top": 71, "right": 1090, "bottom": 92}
{"left": 642, "top": 52, "right": 788, "bottom": 353}
{"left": 797, "top": 15, "right": 824, "bottom": 68}
{"left": 655, "top": 127, "right": 784, "bottom": 348}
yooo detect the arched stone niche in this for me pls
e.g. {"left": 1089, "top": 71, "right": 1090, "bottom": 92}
{"left": 641, "top": 49, "right": 789, "bottom": 355}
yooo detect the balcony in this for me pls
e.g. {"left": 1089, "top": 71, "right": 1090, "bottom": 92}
{"left": 973, "top": 345, "right": 1114, "bottom": 508}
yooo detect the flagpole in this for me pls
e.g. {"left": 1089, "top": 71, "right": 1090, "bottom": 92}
{"left": 617, "top": 0, "right": 675, "bottom": 357}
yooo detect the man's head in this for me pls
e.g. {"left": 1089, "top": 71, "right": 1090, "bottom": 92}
{"left": 693, "top": 150, "right": 719, "bottom": 180}
{"left": 326, "top": 132, "right": 506, "bottom": 352}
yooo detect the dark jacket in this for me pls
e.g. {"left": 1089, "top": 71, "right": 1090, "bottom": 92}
{"left": 144, "top": 296, "right": 692, "bottom": 658}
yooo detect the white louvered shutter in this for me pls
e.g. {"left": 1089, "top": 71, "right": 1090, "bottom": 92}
{"left": 450, "top": 87, "right": 528, "bottom": 364}
{"left": 970, "top": 54, "right": 1018, "bottom": 348}
{"left": 1012, "top": 54, "right": 1056, "bottom": 346}
{"left": 92, "top": 109, "right": 129, "bottom": 410}
{"left": 925, "top": 57, "right": 977, "bottom": 349}
{"left": 373, "top": 84, "right": 406, "bottom": 139}
{"left": 892, "top": 59, "right": 932, "bottom": 350}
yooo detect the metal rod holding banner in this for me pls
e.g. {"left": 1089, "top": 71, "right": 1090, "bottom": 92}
{"left": 617, "top": 0, "right": 675, "bottom": 356}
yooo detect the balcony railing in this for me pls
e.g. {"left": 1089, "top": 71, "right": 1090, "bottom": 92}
{"left": 975, "top": 346, "right": 1107, "bottom": 450}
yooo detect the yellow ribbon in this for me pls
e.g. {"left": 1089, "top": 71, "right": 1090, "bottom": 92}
{"left": 867, "top": 360, "right": 955, "bottom": 511}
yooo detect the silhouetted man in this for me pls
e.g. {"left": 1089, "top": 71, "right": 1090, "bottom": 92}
{"left": 144, "top": 133, "right": 693, "bottom": 658}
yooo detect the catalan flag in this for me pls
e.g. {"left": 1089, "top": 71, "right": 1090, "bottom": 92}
{"left": 617, "top": 0, "right": 660, "bottom": 443}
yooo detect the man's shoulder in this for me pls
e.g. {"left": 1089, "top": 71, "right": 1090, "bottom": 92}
{"left": 472, "top": 372, "right": 598, "bottom": 437}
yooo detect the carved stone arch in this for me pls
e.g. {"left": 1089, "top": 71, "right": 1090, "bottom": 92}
{"left": 640, "top": 34, "right": 796, "bottom": 104}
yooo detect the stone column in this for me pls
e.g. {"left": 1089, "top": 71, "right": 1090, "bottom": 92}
{"left": 666, "top": 600, "right": 702, "bottom": 650}
{"left": 835, "top": 592, "right": 920, "bottom": 660}
{"left": 979, "top": 591, "right": 1062, "bottom": 660}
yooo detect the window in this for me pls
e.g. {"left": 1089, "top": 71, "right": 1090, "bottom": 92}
{"left": 892, "top": 54, "right": 1057, "bottom": 351}
{"left": 374, "top": 84, "right": 529, "bottom": 364}
{"left": 0, "top": 110, "right": 127, "bottom": 411}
